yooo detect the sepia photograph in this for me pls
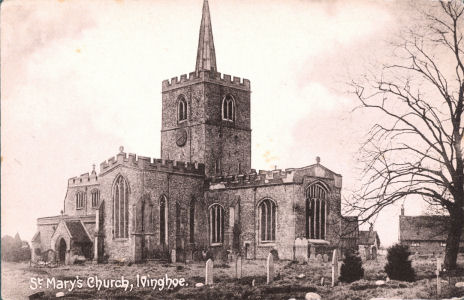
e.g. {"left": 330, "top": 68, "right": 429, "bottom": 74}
{"left": 2, "top": 0, "right": 464, "bottom": 299}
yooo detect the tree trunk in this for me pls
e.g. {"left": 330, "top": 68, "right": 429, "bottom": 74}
{"left": 444, "top": 209, "right": 463, "bottom": 270}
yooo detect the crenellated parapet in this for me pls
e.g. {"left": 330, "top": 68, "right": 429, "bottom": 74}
{"left": 162, "top": 70, "right": 250, "bottom": 92}
{"left": 208, "top": 168, "right": 296, "bottom": 190}
{"left": 99, "top": 151, "right": 205, "bottom": 176}
{"left": 208, "top": 162, "right": 343, "bottom": 190}
{"left": 68, "top": 171, "right": 98, "bottom": 187}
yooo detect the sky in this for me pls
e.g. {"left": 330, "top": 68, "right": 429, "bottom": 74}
{"left": 1, "top": 0, "right": 437, "bottom": 246}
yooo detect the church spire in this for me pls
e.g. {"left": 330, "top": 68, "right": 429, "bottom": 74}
{"left": 195, "top": 0, "right": 217, "bottom": 72}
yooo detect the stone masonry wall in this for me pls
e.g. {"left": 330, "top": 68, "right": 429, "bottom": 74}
{"left": 97, "top": 154, "right": 205, "bottom": 262}
{"left": 161, "top": 71, "right": 251, "bottom": 177}
{"left": 205, "top": 183, "right": 298, "bottom": 260}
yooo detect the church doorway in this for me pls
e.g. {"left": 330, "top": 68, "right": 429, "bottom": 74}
{"left": 58, "top": 238, "right": 67, "bottom": 263}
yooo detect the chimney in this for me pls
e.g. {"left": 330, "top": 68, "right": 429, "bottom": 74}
{"left": 401, "top": 204, "right": 405, "bottom": 216}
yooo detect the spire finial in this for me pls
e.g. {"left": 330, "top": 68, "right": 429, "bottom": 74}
{"left": 195, "top": 0, "right": 217, "bottom": 72}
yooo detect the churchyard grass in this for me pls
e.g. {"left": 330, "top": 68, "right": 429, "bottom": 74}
{"left": 2, "top": 254, "right": 464, "bottom": 299}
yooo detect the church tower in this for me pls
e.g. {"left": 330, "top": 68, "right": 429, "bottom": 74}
{"left": 161, "top": 0, "right": 251, "bottom": 177}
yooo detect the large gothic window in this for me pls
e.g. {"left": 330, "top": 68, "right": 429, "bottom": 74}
{"left": 222, "top": 95, "right": 235, "bottom": 121}
{"left": 178, "top": 96, "right": 187, "bottom": 122}
{"left": 258, "top": 199, "right": 276, "bottom": 242}
{"left": 306, "top": 183, "right": 327, "bottom": 240}
{"left": 209, "top": 204, "right": 224, "bottom": 244}
{"left": 76, "top": 192, "right": 85, "bottom": 209}
{"left": 113, "top": 176, "right": 129, "bottom": 239}
{"left": 160, "top": 195, "right": 168, "bottom": 245}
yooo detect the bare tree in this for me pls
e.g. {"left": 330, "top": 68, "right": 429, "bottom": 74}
{"left": 349, "top": 1, "right": 464, "bottom": 269}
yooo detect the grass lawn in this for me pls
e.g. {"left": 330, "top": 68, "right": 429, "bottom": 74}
{"left": 2, "top": 255, "right": 464, "bottom": 299}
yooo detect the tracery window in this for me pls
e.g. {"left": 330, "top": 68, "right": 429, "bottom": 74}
{"left": 76, "top": 192, "right": 85, "bottom": 209}
{"left": 306, "top": 183, "right": 327, "bottom": 240}
{"left": 258, "top": 199, "right": 276, "bottom": 242}
{"left": 91, "top": 189, "right": 100, "bottom": 208}
{"left": 222, "top": 95, "right": 235, "bottom": 121}
{"left": 113, "top": 176, "right": 129, "bottom": 239}
{"left": 209, "top": 204, "right": 224, "bottom": 244}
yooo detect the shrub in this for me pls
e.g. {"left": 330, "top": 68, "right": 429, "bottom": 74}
{"left": 339, "top": 249, "right": 364, "bottom": 283}
{"left": 384, "top": 244, "right": 415, "bottom": 282}
{"left": 270, "top": 249, "right": 279, "bottom": 261}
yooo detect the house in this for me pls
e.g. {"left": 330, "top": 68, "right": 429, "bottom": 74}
{"left": 399, "top": 206, "right": 464, "bottom": 255}
{"left": 358, "top": 224, "right": 380, "bottom": 260}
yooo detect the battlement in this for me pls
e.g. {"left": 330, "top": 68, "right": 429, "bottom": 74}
{"left": 208, "top": 168, "right": 296, "bottom": 189}
{"left": 99, "top": 151, "right": 205, "bottom": 176}
{"left": 68, "top": 171, "right": 98, "bottom": 187}
{"left": 162, "top": 70, "right": 250, "bottom": 91}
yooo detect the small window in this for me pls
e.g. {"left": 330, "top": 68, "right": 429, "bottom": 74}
{"left": 178, "top": 96, "right": 187, "bottom": 122}
{"left": 441, "top": 243, "right": 446, "bottom": 247}
{"left": 214, "top": 159, "right": 221, "bottom": 175}
{"left": 190, "top": 198, "right": 195, "bottom": 244}
{"left": 412, "top": 242, "right": 420, "bottom": 247}
{"left": 91, "top": 189, "right": 100, "bottom": 208}
{"left": 76, "top": 192, "right": 85, "bottom": 209}
{"left": 160, "top": 195, "right": 168, "bottom": 245}
{"left": 258, "top": 199, "right": 276, "bottom": 242}
{"left": 222, "top": 95, "right": 235, "bottom": 121}
{"left": 209, "top": 204, "right": 224, "bottom": 244}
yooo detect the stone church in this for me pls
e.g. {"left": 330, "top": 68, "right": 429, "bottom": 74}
{"left": 31, "top": 0, "right": 355, "bottom": 264}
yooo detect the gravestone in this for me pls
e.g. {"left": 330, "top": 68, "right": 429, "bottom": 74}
{"left": 316, "top": 254, "right": 323, "bottom": 262}
{"left": 205, "top": 259, "right": 213, "bottom": 285}
{"left": 171, "top": 249, "right": 176, "bottom": 263}
{"left": 295, "top": 238, "right": 307, "bottom": 263}
{"left": 331, "top": 249, "right": 338, "bottom": 287}
{"left": 305, "top": 292, "right": 321, "bottom": 300}
{"left": 323, "top": 254, "right": 328, "bottom": 263}
{"left": 310, "top": 245, "right": 316, "bottom": 260}
{"left": 436, "top": 257, "right": 441, "bottom": 296}
{"left": 266, "top": 252, "right": 275, "bottom": 284}
{"left": 235, "top": 256, "right": 242, "bottom": 279}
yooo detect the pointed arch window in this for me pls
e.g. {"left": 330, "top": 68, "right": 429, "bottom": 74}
{"left": 189, "top": 198, "right": 195, "bottom": 244}
{"left": 209, "top": 204, "right": 224, "bottom": 244}
{"left": 222, "top": 95, "right": 235, "bottom": 121}
{"left": 76, "top": 192, "right": 85, "bottom": 210}
{"left": 160, "top": 195, "right": 168, "bottom": 246}
{"left": 113, "top": 176, "right": 129, "bottom": 239}
{"left": 258, "top": 199, "right": 276, "bottom": 242}
{"left": 306, "top": 183, "right": 327, "bottom": 240}
{"left": 91, "top": 189, "right": 100, "bottom": 208}
{"left": 178, "top": 96, "right": 187, "bottom": 122}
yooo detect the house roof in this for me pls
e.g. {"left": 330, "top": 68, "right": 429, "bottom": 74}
{"left": 359, "top": 230, "right": 379, "bottom": 246}
{"left": 399, "top": 215, "right": 464, "bottom": 242}
{"left": 65, "top": 221, "right": 92, "bottom": 244}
